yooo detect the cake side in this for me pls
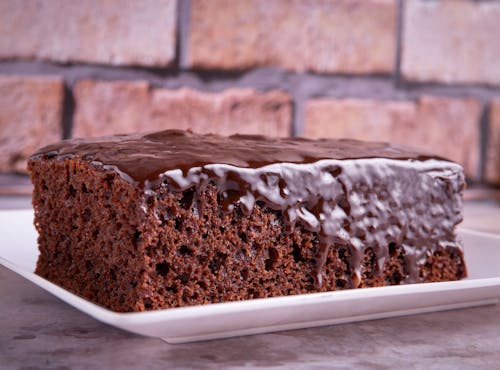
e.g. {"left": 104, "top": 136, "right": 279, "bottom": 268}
{"left": 29, "top": 158, "right": 149, "bottom": 311}
{"left": 28, "top": 131, "right": 467, "bottom": 312}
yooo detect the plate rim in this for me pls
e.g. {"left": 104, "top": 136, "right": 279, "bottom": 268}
{"left": 2, "top": 209, "right": 500, "bottom": 342}
{"left": 2, "top": 247, "right": 500, "bottom": 321}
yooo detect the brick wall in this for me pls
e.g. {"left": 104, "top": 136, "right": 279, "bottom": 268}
{"left": 1, "top": 0, "right": 500, "bottom": 188}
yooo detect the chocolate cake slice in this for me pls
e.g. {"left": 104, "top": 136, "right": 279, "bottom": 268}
{"left": 28, "top": 130, "right": 467, "bottom": 312}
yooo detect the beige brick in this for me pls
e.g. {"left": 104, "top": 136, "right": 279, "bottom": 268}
{"left": 486, "top": 101, "right": 500, "bottom": 185}
{"left": 0, "top": 76, "right": 64, "bottom": 173}
{"left": 304, "top": 96, "right": 482, "bottom": 178}
{"left": 0, "top": 0, "right": 176, "bottom": 67}
{"left": 304, "top": 99, "right": 417, "bottom": 142}
{"left": 149, "top": 89, "right": 292, "bottom": 137}
{"left": 402, "top": 0, "right": 500, "bottom": 85}
{"left": 188, "top": 0, "right": 396, "bottom": 74}
{"left": 415, "top": 97, "right": 481, "bottom": 178}
{"left": 73, "top": 80, "right": 292, "bottom": 138}
{"left": 73, "top": 80, "right": 152, "bottom": 138}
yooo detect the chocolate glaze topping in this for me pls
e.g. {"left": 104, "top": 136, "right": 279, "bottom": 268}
{"left": 31, "top": 130, "right": 465, "bottom": 288}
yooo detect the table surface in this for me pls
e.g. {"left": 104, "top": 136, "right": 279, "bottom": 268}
{"left": 2, "top": 196, "right": 500, "bottom": 369}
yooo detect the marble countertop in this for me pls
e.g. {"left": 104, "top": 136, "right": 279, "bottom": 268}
{"left": 2, "top": 196, "right": 500, "bottom": 369}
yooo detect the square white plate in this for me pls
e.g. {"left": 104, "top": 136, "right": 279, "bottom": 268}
{"left": 1, "top": 209, "right": 500, "bottom": 343}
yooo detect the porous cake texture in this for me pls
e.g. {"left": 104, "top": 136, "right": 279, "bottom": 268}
{"left": 28, "top": 130, "right": 467, "bottom": 312}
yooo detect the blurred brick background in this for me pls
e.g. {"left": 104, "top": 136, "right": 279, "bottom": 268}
{"left": 1, "top": 0, "right": 500, "bottom": 191}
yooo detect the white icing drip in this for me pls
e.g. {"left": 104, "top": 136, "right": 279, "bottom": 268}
{"left": 158, "top": 158, "right": 464, "bottom": 286}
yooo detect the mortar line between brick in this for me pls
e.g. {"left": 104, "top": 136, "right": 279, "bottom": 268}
{"left": 291, "top": 95, "right": 301, "bottom": 137}
{"left": 177, "top": 0, "right": 191, "bottom": 69}
{"left": 479, "top": 103, "right": 491, "bottom": 182}
{"left": 61, "top": 83, "right": 75, "bottom": 140}
{"left": 1, "top": 62, "right": 500, "bottom": 100}
{"left": 394, "top": 0, "right": 405, "bottom": 87}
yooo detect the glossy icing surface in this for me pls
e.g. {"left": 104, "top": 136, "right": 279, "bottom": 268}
{"left": 31, "top": 130, "right": 465, "bottom": 287}
{"left": 32, "top": 129, "right": 445, "bottom": 185}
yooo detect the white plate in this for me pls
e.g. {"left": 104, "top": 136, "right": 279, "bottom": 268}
{"left": 1, "top": 209, "right": 500, "bottom": 343}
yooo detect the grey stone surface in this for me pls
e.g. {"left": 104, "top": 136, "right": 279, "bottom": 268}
{"left": 2, "top": 265, "right": 500, "bottom": 369}
{"left": 1, "top": 198, "right": 500, "bottom": 369}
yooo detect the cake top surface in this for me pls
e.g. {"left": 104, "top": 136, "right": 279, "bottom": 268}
{"left": 31, "top": 129, "right": 451, "bottom": 184}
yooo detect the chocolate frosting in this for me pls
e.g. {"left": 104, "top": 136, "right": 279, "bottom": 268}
{"left": 30, "top": 130, "right": 465, "bottom": 288}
